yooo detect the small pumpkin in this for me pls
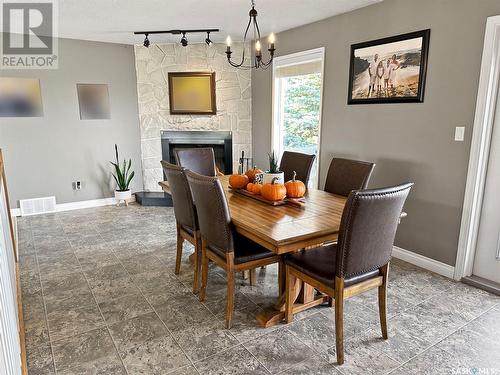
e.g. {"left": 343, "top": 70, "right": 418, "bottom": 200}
{"left": 229, "top": 174, "right": 249, "bottom": 189}
{"left": 246, "top": 182, "right": 255, "bottom": 192}
{"left": 285, "top": 171, "right": 306, "bottom": 198}
{"left": 245, "top": 166, "right": 263, "bottom": 182}
{"left": 252, "top": 183, "right": 263, "bottom": 195}
{"left": 261, "top": 177, "right": 287, "bottom": 201}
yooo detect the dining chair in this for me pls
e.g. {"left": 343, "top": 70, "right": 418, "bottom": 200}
{"left": 279, "top": 151, "right": 316, "bottom": 186}
{"left": 324, "top": 157, "right": 375, "bottom": 196}
{"left": 284, "top": 183, "right": 413, "bottom": 365}
{"left": 185, "top": 170, "right": 281, "bottom": 329}
{"left": 174, "top": 147, "right": 217, "bottom": 176}
{"left": 161, "top": 161, "right": 201, "bottom": 294}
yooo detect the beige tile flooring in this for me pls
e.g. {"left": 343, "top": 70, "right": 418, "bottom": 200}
{"left": 17, "top": 204, "right": 500, "bottom": 374}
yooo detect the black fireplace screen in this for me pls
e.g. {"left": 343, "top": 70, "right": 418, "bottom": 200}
{"left": 161, "top": 131, "right": 233, "bottom": 177}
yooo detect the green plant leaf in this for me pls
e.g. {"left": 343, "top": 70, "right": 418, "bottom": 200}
{"left": 125, "top": 170, "right": 135, "bottom": 189}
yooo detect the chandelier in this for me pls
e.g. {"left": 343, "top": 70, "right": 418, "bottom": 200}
{"left": 225, "top": 0, "right": 275, "bottom": 69}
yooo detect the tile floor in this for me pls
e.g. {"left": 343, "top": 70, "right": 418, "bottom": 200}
{"left": 17, "top": 204, "right": 500, "bottom": 375}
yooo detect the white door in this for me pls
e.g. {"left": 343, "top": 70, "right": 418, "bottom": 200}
{"left": 272, "top": 48, "right": 325, "bottom": 188}
{"left": 0, "top": 176, "right": 22, "bottom": 374}
{"left": 472, "top": 85, "right": 500, "bottom": 284}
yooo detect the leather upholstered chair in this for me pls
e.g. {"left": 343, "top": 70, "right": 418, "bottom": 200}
{"left": 174, "top": 147, "right": 217, "bottom": 176}
{"left": 284, "top": 183, "right": 413, "bottom": 365}
{"left": 324, "top": 157, "right": 375, "bottom": 196}
{"left": 161, "top": 161, "right": 201, "bottom": 293}
{"left": 185, "top": 170, "right": 280, "bottom": 329}
{"left": 279, "top": 151, "right": 316, "bottom": 186}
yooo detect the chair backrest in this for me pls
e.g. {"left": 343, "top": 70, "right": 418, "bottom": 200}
{"left": 185, "top": 170, "right": 234, "bottom": 253}
{"left": 324, "top": 157, "right": 375, "bottom": 196}
{"left": 161, "top": 161, "right": 197, "bottom": 232}
{"left": 279, "top": 151, "right": 316, "bottom": 185}
{"left": 174, "top": 147, "right": 217, "bottom": 176}
{"left": 335, "top": 183, "right": 413, "bottom": 280}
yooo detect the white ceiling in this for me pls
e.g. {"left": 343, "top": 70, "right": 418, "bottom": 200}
{"left": 58, "top": 0, "right": 382, "bottom": 45}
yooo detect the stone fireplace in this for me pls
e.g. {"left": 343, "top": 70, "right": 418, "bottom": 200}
{"left": 134, "top": 42, "right": 252, "bottom": 192}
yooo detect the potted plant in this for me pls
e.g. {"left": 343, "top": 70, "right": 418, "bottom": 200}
{"left": 263, "top": 151, "right": 284, "bottom": 184}
{"left": 111, "top": 144, "right": 135, "bottom": 205}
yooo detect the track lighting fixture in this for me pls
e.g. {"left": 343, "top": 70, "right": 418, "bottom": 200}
{"left": 134, "top": 29, "right": 219, "bottom": 48}
{"left": 143, "top": 33, "right": 150, "bottom": 48}
{"left": 180, "top": 32, "right": 188, "bottom": 47}
{"left": 205, "top": 32, "right": 213, "bottom": 46}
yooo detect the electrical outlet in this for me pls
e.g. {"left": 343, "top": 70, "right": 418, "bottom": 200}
{"left": 72, "top": 181, "right": 82, "bottom": 190}
{"left": 455, "top": 127, "right": 465, "bottom": 141}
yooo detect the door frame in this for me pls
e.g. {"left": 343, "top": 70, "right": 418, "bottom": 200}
{"left": 271, "top": 47, "right": 326, "bottom": 188}
{"left": 455, "top": 15, "right": 500, "bottom": 281}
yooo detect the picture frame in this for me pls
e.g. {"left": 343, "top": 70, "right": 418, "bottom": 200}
{"left": 168, "top": 72, "right": 216, "bottom": 115}
{"left": 0, "top": 77, "right": 43, "bottom": 117}
{"left": 348, "top": 29, "right": 430, "bottom": 104}
{"left": 76, "top": 83, "right": 111, "bottom": 119}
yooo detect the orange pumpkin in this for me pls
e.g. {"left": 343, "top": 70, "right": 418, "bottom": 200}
{"left": 261, "top": 178, "right": 287, "bottom": 201}
{"left": 245, "top": 166, "right": 263, "bottom": 182}
{"left": 285, "top": 171, "right": 306, "bottom": 198}
{"left": 229, "top": 174, "right": 249, "bottom": 189}
{"left": 246, "top": 182, "right": 255, "bottom": 192}
{"left": 252, "top": 183, "right": 263, "bottom": 195}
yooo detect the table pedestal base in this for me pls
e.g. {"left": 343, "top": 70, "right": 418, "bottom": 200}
{"left": 256, "top": 294, "right": 328, "bottom": 328}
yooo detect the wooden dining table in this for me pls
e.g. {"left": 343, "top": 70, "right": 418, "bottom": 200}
{"left": 159, "top": 175, "right": 347, "bottom": 327}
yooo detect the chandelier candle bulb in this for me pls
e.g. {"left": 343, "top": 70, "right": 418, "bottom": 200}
{"left": 268, "top": 33, "right": 275, "bottom": 49}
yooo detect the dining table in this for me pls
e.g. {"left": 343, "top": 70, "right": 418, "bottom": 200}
{"left": 159, "top": 174, "right": 347, "bottom": 327}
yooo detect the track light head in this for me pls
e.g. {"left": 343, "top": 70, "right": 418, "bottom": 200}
{"left": 180, "top": 32, "right": 188, "bottom": 47}
{"left": 205, "top": 32, "right": 213, "bottom": 46}
{"left": 143, "top": 33, "right": 150, "bottom": 48}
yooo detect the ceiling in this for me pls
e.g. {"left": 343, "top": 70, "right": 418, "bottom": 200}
{"left": 57, "top": 0, "right": 382, "bottom": 45}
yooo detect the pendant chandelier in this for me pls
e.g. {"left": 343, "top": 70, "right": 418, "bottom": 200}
{"left": 225, "top": 0, "right": 275, "bottom": 70}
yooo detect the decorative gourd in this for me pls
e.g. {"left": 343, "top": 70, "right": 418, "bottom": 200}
{"left": 245, "top": 166, "right": 263, "bottom": 182}
{"left": 261, "top": 177, "right": 287, "bottom": 201}
{"left": 229, "top": 174, "right": 249, "bottom": 189}
{"left": 246, "top": 182, "right": 255, "bottom": 192}
{"left": 252, "top": 183, "right": 263, "bottom": 195}
{"left": 285, "top": 171, "right": 306, "bottom": 198}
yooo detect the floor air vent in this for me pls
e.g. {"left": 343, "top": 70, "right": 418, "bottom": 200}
{"left": 19, "top": 196, "right": 57, "bottom": 216}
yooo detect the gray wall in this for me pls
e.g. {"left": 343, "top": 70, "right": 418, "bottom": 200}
{"left": 0, "top": 38, "right": 143, "bottom": 207}
{"left": 252, "top": 0, "right": 500, "bottom": 266}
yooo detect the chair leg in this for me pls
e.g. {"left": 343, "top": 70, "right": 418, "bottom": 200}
{"left": 175, "top": 224, "right": 183, "bottom": 275}
{"left": 285, "top": 266, "right": 296, "bottom": 323}
{"left": 378, "top": 263, "right": 390, "bottom": 340}
{"left": 192, "top": 233, "right": 201, "bottom": 294}
{"left": 199, "top": 240, "right": 209, "bottom": 302}
{"left": 334, "top": 277, "right": 345, "bottom": 365}
{"left": 249, "top": 268, "right": 256, "bottom": 286}
{"left": 226, "top": 254, "right": 235, "bottom": 329}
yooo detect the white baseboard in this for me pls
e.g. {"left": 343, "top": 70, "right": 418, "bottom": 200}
{"left": 392, "top": 246, "right": 455, "bottom": 279}
{"left": 10, "top": 196, "right": 136, "bottom": 217}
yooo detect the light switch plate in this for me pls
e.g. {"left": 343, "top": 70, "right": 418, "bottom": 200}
{"left": 455, "top": 127, "right": 465, "bottom": 141}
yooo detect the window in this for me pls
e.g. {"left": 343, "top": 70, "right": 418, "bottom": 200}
{"left": 272, "top": 48, "right": 325, "bottom": 187}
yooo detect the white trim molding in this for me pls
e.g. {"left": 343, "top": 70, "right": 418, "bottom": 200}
{"left": 10, "top": 196, "right": 135, "bottom": 217}
{"left": 455, "top": 15, "right": 500, "bottom": 281}
{"left": 393, "top": 246, "right": 455, "bottom": 279}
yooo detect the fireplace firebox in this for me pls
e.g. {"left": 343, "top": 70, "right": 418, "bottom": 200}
{"left": 136, "top": 131, "right": 233, "bottom": 207}
{"left": 161, "top": 131, "right": 233, "bottom": 177}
